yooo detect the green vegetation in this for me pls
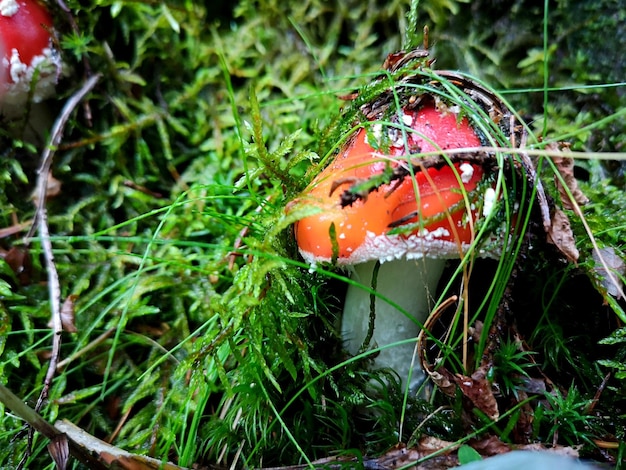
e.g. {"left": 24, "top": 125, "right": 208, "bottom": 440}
{"left": 0, "top": 0, "right": 625, "bottom": 468}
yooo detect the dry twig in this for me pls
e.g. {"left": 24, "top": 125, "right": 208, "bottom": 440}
{"left": 19, "top": 74, "right": 101, "bottom": 468}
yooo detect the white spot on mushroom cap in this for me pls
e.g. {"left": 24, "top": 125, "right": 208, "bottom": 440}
{"left": 1, "top": 46, "right": 62, "bottom": 106}
{"left": 459, "top": 163, "right": 474, "bottom": 184}
{"left": 364, "top": 123, "right": 383, "bottom": 146}
{"left": 421, "top": 227, "right": 450, "bottom": 240}
{"left": 8, "top": 49, "right": 27, "bottom": 83}
{"left": 0, "top": 0, "right": 19, "bottom": 17}
{"left": 483, "top": 187, "right": 496, "bottom": 217}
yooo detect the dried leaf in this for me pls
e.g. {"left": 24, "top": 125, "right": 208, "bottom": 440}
{"left": 468, "top": 321, "right": 483, "bottom": 343}
{"left": 3, "top": 246, "right": 33, "bottom": 285}
{"left": 308, "top": 442, "right": 461, "bottom": 469}
{"left": 48, "top": 433, "right": 70, "bottom": 470}
{"left": 592, "top": 247, "right": 625, "bottom": 300}
{"left": 417, "top": 436, "right": 459, "bottom": 454}
{"left": 31, "top": 173, "right": 63, "bottom": 205}
{"left": 60, "top": 294, "right": 78, "bottom": 333}
{"left": 546, "top": 208, "right": 579, "bottom": 262}
{"left": 504, "top": 389, "right": 535, "bottom": 444}
{"left": 516, "top": 443, "right": 580, "bottom": 458}
{"left": 456, "top": 367, "right": 499, "bottom": 420}
{"left": 469, "top": 434, "right": 511, "bottom": 456}
{"left": 48, "top": 295, "right": 78, "bottom": 333}
{"left": 548, "top": 143, "right": 589, "bottom": 209}
{"left": 46, "top": 173, "right": 63, "bottom": 198}
{"left": 370, "top": 442, "right": 459, "bottom": 469}
{"left": 103, "top": 452, "right": 167, "bottom": 469}
{"left": 425, "top": 368, "right": 457, "bottom": 397}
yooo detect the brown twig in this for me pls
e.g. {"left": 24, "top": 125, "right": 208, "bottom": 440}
{"left": 0, "top": 384, "right": 108, "bottom": 470}
{"left": 19, "top": 74, "right": 100, "bottom": 468}
{"left": 0, "top": 220, "right": 32, "bottom": 238}
{"left": 29, "top": 73, "right": 101, "bottom": 405}
{"left": 417, "top": 295, "right": 459, "bottom": 380}
{"left": 586, "top": 372, "right": 611, "bottom": 415}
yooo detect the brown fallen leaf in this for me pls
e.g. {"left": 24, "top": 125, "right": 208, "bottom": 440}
{"left": 424, "top": 369, "right": 457, "bottom": 397}
{"left": 416, "top": 436, "right": 459, "bottom": 454}
{"left": 515, "top": 443, "right": 580, "bottom": 458}
{"left": 3, "top": 245, "right": 33, "bottom": 285}
{"left": 48, "top": 294, "right": 78, "bottom": 333}
{"left": 592, "top": 246, "right": 625, "bottom": 300}
{"left": 48, "top": 433, "right": 70, "bottom": 470}
{"left": 31, "top": 173, "right": 63, "bottom": 205}
{"left": 269, "top": 440, "right": 461, "bottom": 469}
{"left": 547, "top": 208, "right": 579, "bottom": 263}
{"left": 469, "top": 434, "right": 511, "bottom": 456}
{"left": 455, "top": 366, "right": 499, "bottom": 420}
{"left": 369, "top": 442, "right": 459, "bottom": 469}
{"left": 548, "top": 143, "right": 589, "bottom": 210}
{"left": 60, "top": 295, "right": 79, "bottom": 333}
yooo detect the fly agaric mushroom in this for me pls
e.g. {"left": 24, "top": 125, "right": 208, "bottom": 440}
{"left": 0, "top": 0, "right": 62, "bottom": 110}
{"left": 291, "top": 99, "right": 499, "bottom": 392}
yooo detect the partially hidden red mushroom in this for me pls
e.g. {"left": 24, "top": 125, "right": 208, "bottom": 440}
{"left": 291, "top": 101, "right": 499, "bottom": 392}
{"left": 0, "top": 0, "right": 62, "bottom": 109}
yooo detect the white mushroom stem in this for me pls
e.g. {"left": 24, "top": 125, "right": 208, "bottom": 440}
{"left": 2, "top": 102, "right": 53, "bottom": 145}
{"left": 341, "top": 257, "right": 446, "bottom": 393}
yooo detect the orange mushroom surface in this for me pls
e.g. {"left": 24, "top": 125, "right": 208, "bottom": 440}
{"left": 293, "top": 104, "right": 485, "bottom": 265}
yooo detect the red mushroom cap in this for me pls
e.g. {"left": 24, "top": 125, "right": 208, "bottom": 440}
{"left": 0, "top": 0, "right": 61, "bottom": 105}
{"left": 292, "top": 103, "right": 488, "bottom": 265}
